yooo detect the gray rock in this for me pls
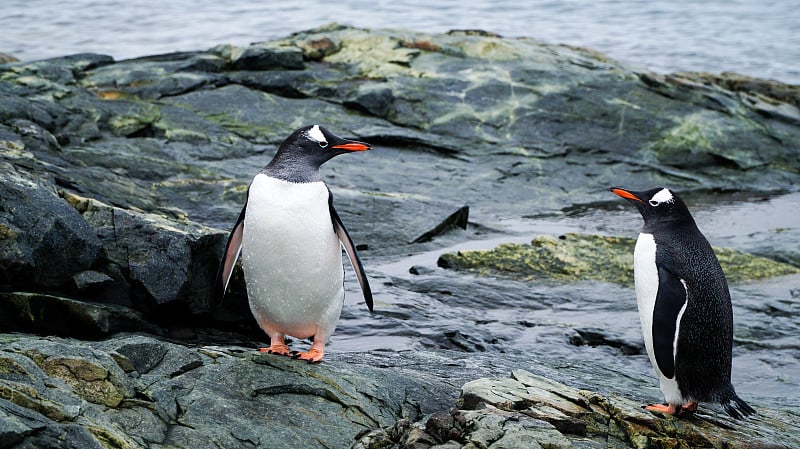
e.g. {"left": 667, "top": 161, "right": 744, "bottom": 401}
{"left": 0, "top": 292, "right": 158, "bottom": 338}
{"left": 0, "top": 334, "right": 456, "bottom": 449}
{"left": 226, "top": 42, "right": 306, "bottom": 70}
{"left": 0, "top": 163, "right": 102, "bottom": 290}
{"left": 72, "top": 270, "right": 114, "bottom": 291}
{"left": 359, "top": 369, "right": 799, "bottom": 449}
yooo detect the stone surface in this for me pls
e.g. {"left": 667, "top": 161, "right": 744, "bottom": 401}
{"left": 437, "top": 233, "right": 800, "bottom": 285}
{"left": 356, "top": 369, "right": 800, "bottom": 449}
{"left": 0, "top": 334, "right": 456, "bottom": 449}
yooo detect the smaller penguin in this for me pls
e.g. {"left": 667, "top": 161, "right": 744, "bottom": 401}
{"left": 215, "top": 125, "right": 373, "bottom": 363}
{"left": 610, "top": 186, "right": 755, "bottom": 418}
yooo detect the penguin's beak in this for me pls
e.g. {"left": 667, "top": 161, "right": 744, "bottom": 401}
{"left": 610, "top": 187, "right": 643, "bottom": 202}
{"left": 331, "top": 140, "right": 371, "bottom": 152}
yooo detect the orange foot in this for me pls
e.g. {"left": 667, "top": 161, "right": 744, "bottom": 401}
{"left": 291, "top": 346, "right": 325, "bottom": 363}
{"left": 646, "top": 402, "right": 698, "bottom": 417}
{"left": 258, "top": 338, "right": 291, "bottom": 356}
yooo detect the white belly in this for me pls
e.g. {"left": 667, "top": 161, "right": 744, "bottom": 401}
{"left": 241, "top": 174, "right": 344, "bottom": 340}
{"left": 634, "top": 233, "right": 683, "bottom": 403}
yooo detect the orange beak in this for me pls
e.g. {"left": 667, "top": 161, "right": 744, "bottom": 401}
{"left": 331, "top": 142, "right": 371, "bottom": 152}
{"left": 610, "top": 188, "right": 642, "bottom": 202}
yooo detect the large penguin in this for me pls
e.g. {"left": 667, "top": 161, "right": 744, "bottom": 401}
{"left": 215, "top": 125, "right": 373, "bottom": 363}
{"left": 611, "top": 186, "right": 755, "bottom": 418}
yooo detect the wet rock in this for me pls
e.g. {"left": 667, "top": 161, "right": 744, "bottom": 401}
{"left": 63, "top": 191, "right": 226, "bottom": 314}
{"left": 0, "top": 163, "right": 103, "bottom": 291}
{"left": 411, "top": 206, "right": 469, "bottom": 243}
{"left": 72, "top": 270, "right": 115, "bottom": 292}
{"left": 570, "top": 328, "right": 643, "bottom": 355}
{"left": 438, "top": 233, "right": 799, "bottom": 285}
{"left": 0, "top": 334, "right": 455, "bottom": 449}
{"left": 0, "top": 292, "right": 158, "bottom": 338}
{"left": 359, "top": 369, "right": 799, "bottom": 449}
{"left": 226, "top": 42, "right": 305, "bottom": 71}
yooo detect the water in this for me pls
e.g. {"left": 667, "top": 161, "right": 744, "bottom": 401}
{"left": 330, "top": 192, "right": 800, "bottom": 412}
{"left": 2, "top": 0, "right": 799, "bottom": 84}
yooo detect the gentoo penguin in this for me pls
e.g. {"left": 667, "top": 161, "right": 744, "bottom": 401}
{"left": 215, "top": 125, "right": 373, "bottom": 363}
{"left": 610, "top": 187, "right": 755, "bottom": 419}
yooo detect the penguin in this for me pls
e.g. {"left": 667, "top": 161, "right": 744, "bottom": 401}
{"left": 610, "top": 186, "right": 755, "bottom": 419}
{"left": 215, "top": 125, "right": 373, "bottom": 363}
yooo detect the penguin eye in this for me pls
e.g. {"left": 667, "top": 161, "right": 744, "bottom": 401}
{"left": 318, "top": 140, "right": 329, "bottom": 148}
{"left": 649, "top": 200, "right": 659, "bottom": 206}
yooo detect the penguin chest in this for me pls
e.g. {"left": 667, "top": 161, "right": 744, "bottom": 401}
{"left": 241, "top": 175, "right": 344, "bottom": 339}
{"left": 634, "top": 233, "right": 685, "bottom": 403}
{"left": 633, "top": 232, "right": 659, "bottom": 359}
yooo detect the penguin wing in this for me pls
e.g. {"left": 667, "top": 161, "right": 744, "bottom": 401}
{"left": 213, "top": 202, "right": 247, "bottom": 303}
{"left": 652, "top": 265, "right": 689, "bottom": 379}
{"left": 328, "top": 195, "right": 374, "bottom": 312}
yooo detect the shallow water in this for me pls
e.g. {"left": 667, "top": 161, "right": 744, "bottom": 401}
{"left": 2, "top": 0, "right": 799, "bottom": 84}
{"left": 329, "top": 191, "right": 800, "bottom": 412}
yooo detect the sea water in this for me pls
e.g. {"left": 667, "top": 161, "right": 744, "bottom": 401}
{"left": 1, "top": 0, "right": 798, "bottom": 84}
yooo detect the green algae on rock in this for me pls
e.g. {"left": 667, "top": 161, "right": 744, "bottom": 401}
{"left": 438, "top": 233, "right": 799, "bottom": 285}
{"left": 356, "top": 369, "right": 800, "bottom": 449}
{"left": 0, "top": 334, "right": 456, "bottom": 449}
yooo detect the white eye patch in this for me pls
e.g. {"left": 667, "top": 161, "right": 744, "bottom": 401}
{"left": 649, "top": 188, "right": 674, "bottom": 206}
{"left": 306, "top": 125, "right": 327, "bottom": 146}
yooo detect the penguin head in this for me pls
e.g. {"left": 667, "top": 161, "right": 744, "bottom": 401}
{"left": 610, "top": 187, "right": 694, "bottom": 226}
{"left": 265, "top": 125, "right": 371, "bottom": 181}
{"left": 280, "top": 125, "right": 370, "bottom": 165}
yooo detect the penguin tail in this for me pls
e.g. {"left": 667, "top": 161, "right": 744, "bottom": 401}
{"left": 720, "top": 391, "right": 756, "bottom": 419}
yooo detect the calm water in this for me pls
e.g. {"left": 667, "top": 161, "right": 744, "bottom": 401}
{"left": 1, "top": 0, "right": 798, "bottom": 84}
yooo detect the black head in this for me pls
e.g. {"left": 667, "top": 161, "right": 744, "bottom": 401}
{"left": 264, "top": 125, "right": 371, "bottom": 182}
{"left": 610, "top": 186, "right": 695, "bottom": 228}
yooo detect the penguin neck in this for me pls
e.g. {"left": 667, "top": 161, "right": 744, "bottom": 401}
{"left": 262, "top": 153, "right": 324, "bottom": 183}
{"left": 643, "top": 215, "right": 697, "bottom": 234}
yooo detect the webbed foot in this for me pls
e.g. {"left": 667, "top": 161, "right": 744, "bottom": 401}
{"left": 645, "top": 401, "right": 697, "bottom": 417}
{"left": 259, "top": 335, "right": 291, "bottom": 356}
{"left": 291, "top": 347, "right": 324, "bottom": 363}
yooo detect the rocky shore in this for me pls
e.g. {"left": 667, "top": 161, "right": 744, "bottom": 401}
{"left": 2, "top": 24, "right": 799, "bottom": 448}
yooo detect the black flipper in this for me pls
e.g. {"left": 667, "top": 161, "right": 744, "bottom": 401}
{"left": 652, "top": 265, "right": 688, "bottom": 379}
{"left": 328, "top": 193, "right": 373, "bottom": 312}
{"left": 213, "top": 202, "right": 247, "bottom": 304}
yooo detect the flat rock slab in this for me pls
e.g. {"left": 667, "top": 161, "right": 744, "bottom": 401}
{"left": 438, "top": 233, "right": 799, "bottom": 285}
{"left": 0, "top": 334, "right": 454, "bottom": 449}
{"left": 356, "top": 369, "right": 800, "bottom": 449}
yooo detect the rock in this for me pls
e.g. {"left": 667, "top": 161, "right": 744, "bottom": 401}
{"left": 0, "top": 52, "right": 19, "bottom": 63}
{"left": 0, "top": 163, "right": 103, "bottom": 291}
{"left": 359, "top": 369, "right": 799, "bottom": 449}
{"left": 412, "top": 206, "right": 469, "bottom": 243}
{"left": 225, "top": 42, "right": 306, "bottom": 71}
{"left": 0, "top": 292, "right": 159, "bottom": 338}
{"left": 437, "top": 233, "right": 799, "bottom": 285}
{"left": 0, "top": 334, "right": 456, "bottom": 449}
{"left": 65, "top": 189, "right": 230, "bottom": 314}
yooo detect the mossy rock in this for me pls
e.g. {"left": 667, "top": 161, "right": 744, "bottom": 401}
{"left": 437, "top": 233, "right": 799, "bottom": 285}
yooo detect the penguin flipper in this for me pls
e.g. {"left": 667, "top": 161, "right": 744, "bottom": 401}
{"left": 652, "top": 265, "right": 689, "bottom": 379}
{"left": 328, "top": 197, "right": 373, "bottom": 312}
{"left": 213, "top": 202, "right": 247, "bottom": 303}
